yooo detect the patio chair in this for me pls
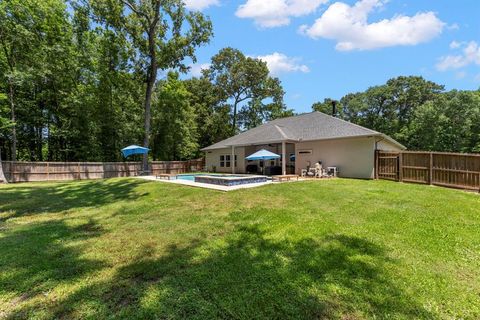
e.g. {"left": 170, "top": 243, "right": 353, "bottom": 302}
{"left": 307, "top": 168, "right": 316, "bottom": 177}
{"left": 301, "top": 167, "right": 318, "bottom": 178}
{"left": 311, "top": 162, "right": 329, "bottom": 178}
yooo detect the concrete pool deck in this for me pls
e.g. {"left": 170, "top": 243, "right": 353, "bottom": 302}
{"left": 137, "top": 175, "right": 276, "bottom": 191}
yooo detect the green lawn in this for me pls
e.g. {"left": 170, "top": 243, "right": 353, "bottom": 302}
{"left": 0, "top": 178, "right": 479, "bottom": 319}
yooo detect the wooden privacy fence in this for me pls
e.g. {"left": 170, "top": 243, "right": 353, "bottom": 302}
{"left": 150, "top": 159, "right": 204, "bottom": 176}
{"left": 1, "top": 159, "right": 204, "bottom": 183}
{"left": 375, "top": 150, "right": 480, "bottom": 191}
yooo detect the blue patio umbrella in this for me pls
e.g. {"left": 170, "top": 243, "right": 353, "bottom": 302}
{"left": 121, "top": 145, "right": 150, "bottom": 158}
{"left": 245, "top": 149, "right": 280, "bottom": 161}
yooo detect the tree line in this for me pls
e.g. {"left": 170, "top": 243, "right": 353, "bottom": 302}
{"left": 0, "top": 0, "right": 291, "bottom": 163}
{"left": 313, "top": 76, "right": 480, "bottom": 153}
{"left": 1, "top": 1, "right": 479, "bottom": 164}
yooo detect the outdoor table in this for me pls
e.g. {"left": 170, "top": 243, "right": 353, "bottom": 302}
{"left": 327, "top": 167, "right": 338, "bottom": 177}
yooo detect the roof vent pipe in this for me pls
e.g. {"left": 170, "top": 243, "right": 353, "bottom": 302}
{"left": 331, "top": 100, "right": 338, "bottom": 117}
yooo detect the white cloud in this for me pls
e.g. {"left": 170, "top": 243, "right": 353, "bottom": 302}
{"left": 300, "top": 0, "right": 445, "bottom": 51}
{"left": 184, "top": 0, "right": 219, "bottom": 11}
{"left": 256, "top": 52, "right": 310, "bottom": 75}
{"left": 188, "top": 63, "right": 211, "bottom": 77}
{"left": 235, "top": 0, "right": 329, "bottom": 28}
{"left": 447, "top": 23, "right": 460, "bottom": 31}
{"left": 436, "top": 41, "right": 480, "bottom": 71}
{"left": 449, "top": 41, "right": 461, "bottom": 49}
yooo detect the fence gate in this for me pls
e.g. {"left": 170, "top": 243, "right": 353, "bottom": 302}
{"left": 375, "top": 151, "right": 400, "bottom": 181}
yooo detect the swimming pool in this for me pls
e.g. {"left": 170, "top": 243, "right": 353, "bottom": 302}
{"left": 176, "top": 174, "right": 268, "bottom": 186}
{"left": 176, "top": 174, "right": 198, "bottom": 181}
{"left": 176, "top": 174, "right": 245, "bottom": 181}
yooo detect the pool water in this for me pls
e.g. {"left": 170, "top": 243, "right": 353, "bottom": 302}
{"left": 176, "top": 174, "right": 258, "bottom": 181}
{"left": 176, "top": 174, "right": 197, "bottom": 181}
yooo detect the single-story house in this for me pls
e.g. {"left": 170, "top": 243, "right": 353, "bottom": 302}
{"left": 201, "top": 111, "right": 405, "bottom": 179}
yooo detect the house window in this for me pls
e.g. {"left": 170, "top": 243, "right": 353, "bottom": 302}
{"left": 220, "top": 155, "right": 225, "bottom": 167}
{"left": 225, "top": 155, "right": 231, "bottom": 168}
{"left": 221, "top": 154, "right": 237, "bottom": 168}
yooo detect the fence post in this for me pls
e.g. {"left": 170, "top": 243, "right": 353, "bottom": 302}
{"left": 47, "top": 162, "right": 50, "bottom": 181}
{"left": 374, "top": 150, "right": 379, "bottom": 180}
{"left": 429, "top": 153, "right": 433, "bottom": 185}
{"left": 398, "top": 152, "right": 403, "bottom": 182}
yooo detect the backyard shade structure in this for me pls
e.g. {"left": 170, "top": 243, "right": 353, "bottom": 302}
{"left": 246, "top": 149, "right": 281, "bottom": 161}
{"left": 121, "top": 145, "right": 150, "bottom": 158}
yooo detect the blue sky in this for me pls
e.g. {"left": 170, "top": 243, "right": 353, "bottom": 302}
{"left": 184, "top": 0, "right": 480, "bottom": 113}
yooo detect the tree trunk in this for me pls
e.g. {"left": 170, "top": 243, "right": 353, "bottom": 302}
{"left": 143, "top": 77, "right": 153, "bottom": 171}
{"left": 0, "top": 149, "right": 7, "bottom": 183}
{"left": 8, "top": 80, "right": 17, "bottom": 161}
{"left": 232, "top": 101, "right": 238, "bottom": 134}
{"left": 142, "top": 29, "right": 158, "bottom": 172}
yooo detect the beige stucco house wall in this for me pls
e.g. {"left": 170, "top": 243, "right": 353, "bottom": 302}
{"left": 295, "top": 137, "right": 372, "bottom": 178}
{"left": 295, "top": 136, "right": 403, "bottom": 179}
{"left": 205, "top": 147, "right": 246, "bottom": 173}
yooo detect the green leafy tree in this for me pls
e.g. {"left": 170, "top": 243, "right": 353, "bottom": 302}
{"left": 314, "top": 76, "right": 447, "bottom": 148}
{"left": 152, "top": 72, "right": 198, "bottom": 160}
{"left": 312, "top": 98, "right": 342, "bottom": 118}
{"left": 0, "top": 0, "right": 74, "bottom": 161}
{"left": 184, "top": 77, "right": 231, "bottom": 149}
{"left": 239, "top": 93, "right": 293, "bottom": 130}
{"left": 204, "top": 47, "right": 286, "bottom": 133}
{"left": 98, "top": 0, "right": 213, "bottom": 169}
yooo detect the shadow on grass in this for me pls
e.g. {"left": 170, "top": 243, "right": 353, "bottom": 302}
{"left": 0, "top": 219, "right": 106, "bottom": 314}
{"left": 0, "top": 179, "right": 148, "bottom": 221}
{"left": 6, "top": 225, "right": 432, "bottom": 319}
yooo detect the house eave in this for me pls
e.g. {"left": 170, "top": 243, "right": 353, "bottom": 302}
{"left": 201, "top": 133, "right": 406, "bottom": 151}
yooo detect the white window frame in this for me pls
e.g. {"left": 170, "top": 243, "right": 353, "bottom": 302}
{"left": 225, "top": 155, "right": 231, "bottom": 168}
{"left": 220, "top": 154, "right": 237, "bottom": 168}
{"left": 220, "top": 155, "right": 225, "bottom": 167}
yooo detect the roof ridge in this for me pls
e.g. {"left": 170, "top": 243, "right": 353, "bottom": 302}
{"left": 273, "top": 124, "right": 290, "bottom": 140}
{"left": 267, "top": 111, "right": 316, "bottom": 125}
{"left": 314, "top": 111, "right": 380, "bottom": 134}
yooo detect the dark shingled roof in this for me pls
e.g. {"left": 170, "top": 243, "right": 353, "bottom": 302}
{"left": 202, "top": 111, "right": 405, "bottom": 150}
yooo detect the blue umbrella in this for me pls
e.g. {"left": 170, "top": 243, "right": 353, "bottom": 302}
{"left": 121, "top": 145, "right": 150, "bottom": 158}
{"left": 245, "top": 149, "right": 280, "bottom": 161}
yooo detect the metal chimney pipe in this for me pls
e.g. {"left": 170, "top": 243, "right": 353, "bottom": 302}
{"left": 331, "top": 100, "right": 337, "bottom": 117}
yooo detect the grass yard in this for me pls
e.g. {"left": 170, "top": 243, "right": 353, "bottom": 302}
{"left": 0, "top": 178, "right": 479, "bottom": 319}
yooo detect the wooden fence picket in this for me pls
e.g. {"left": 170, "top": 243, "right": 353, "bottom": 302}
{"left": 376, "top": 151, "right": 480, "bottom": 191}
{"left": 2, "top": 159, "right": 205, "bottom": 183}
